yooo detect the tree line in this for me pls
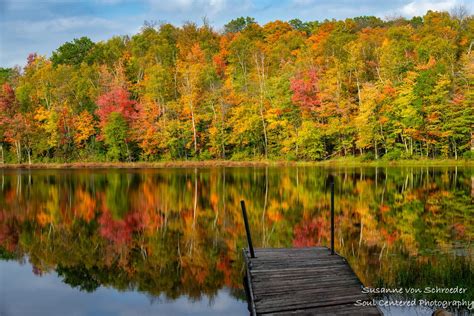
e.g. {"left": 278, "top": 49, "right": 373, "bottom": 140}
{"left": 0, "top": 11, "right": 473, "bottom": 163}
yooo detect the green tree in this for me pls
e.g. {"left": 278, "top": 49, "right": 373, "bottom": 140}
{"left": 224, "top": 17, "right": 256, "bottom": 34}
{"left": 51, "top": 37, "right": 95, "bottom": 66}
{"left": 104, "top": 112, "right": 129, "bottom": 161}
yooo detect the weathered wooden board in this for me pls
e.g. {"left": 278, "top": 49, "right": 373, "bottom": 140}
{"left": 243, "top": 247, "right": 382, "bottom": 315}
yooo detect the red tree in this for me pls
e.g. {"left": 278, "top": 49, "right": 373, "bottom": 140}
{"left": 290, "top": 69, "right": 321, "bottom": 112}
{"left": 0, "top": 83, "right": 17, "bottom": 117}
{"left": 96, "top": 87, "right": 137, "bottom": 128}
{"left": 292, "top": 217, "right": 327, "bottom": 247}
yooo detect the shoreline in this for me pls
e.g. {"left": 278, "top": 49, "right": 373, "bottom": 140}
{"left": 0, "top": 159, "right": 473, "bottom": 169}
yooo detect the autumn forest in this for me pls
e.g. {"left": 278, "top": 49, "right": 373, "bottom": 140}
{"left": 0, "top": 11, "right": 473, "bottom": 163}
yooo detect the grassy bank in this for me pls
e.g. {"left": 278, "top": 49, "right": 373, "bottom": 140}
{"left": 0, "top": 157, "right": 473, "bottom": 169}
{"left": 0, "top": 160, "right": 277, "bottom": 169}
{"left": 310, "top": 157, "right": 474, "bottom": 167}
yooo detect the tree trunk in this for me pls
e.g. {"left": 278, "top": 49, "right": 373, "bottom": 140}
{"left": 27, "top": 148, "right": 31, "bottom": 165}
{"left": 262, "top": 167, "right": 269, "bottom": 246}
{"left": 471, "top": 129, "right": 474, "bottom": 152}
{"left": 0, "top": 144, "right": 3, "bottom": 164}
{"left": 452, "top": 139, "right": 457, "bottom": 160}
{"left": 260, "top": 104, "right": 268, "bottom": 159}
{"left": 374, "top": 140, "right": 378, "bottom": 160}
{"left": 238, "top": 54, "right": 248, "bottom": 92}
{"left": 220, "top": 121, "right": 225, "bottom": 159}
{"left": 184, "top": 73, "right": 198, "bottom": 156}
{"left": 125, "top": 142, "right": 131, "bottom": 162}
{"left": 402, "top": 135, "right": 408, "bottom": 154}
{"left": 220, "top": 102, "right": 226, "bottom": 159}
{"left": 295, "top": 127, "right": 299, "bottom": 158}
{"left": 255, "top": 52, "right": 268, "bottom": 159}
{"left": 376, "top": 67, "right": 383, "bottom": 82}
{"left": 190, "top": 100, "right": 197, "bottom": 154}
{"left": 356, "top": 76, "right": 362, "bottom": 108}
{"left": 160, "top": 95, "right": 167, "bottom": 131}
{"left": 379, "top": 124, "right": 387, "bottom": 155}
{"left": 16, "top": 140, "right": 21, "bottom": 163}
{"left": 173, "top": 59, "right": 178, "bottom": 99}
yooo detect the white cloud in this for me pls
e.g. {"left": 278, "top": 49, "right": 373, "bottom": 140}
{"left": 146, "top": 0, "right": 231, "bottom": 15}
{"left": 7, "top": 16, "right": 120, "bottom": 33}
{"left": 209, "top": 0, "right": 228, "bottom": 13}
{"left": 7, "top": 0, "right": 472, "bottom": 68}
{"left": 0, "top": 14, "right": 138, "bottom": 67}
{"left": 400, "top": 0, "right": 458, "bottom": 16}
{"left": 291, "top": 0, "right": 317, "bottom": 6}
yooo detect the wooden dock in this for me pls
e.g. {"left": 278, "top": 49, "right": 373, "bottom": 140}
{"left": 243, "top": 247, "right": 382, "bottom": 315}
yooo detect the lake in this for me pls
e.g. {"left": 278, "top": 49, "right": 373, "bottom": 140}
{"left": 0, "top": 166, "right": 472, "bottom": 315}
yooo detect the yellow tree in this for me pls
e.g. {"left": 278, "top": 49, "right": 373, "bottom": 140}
{"left": 133, "top": 97, "right": 162, "bottom": 159}
{"left": 252, "top": 43, "right": 269, "bottom": 159}
{"left": 177, "top": 43, "right": 206, "bottom": 155}
{"left": 73, "top": 110, "right": 96, "bottom": 148}
{"left": 355, "top": 83, "right": 383, "bottom": 158}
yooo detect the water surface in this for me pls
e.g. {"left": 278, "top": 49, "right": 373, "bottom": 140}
{"left": 0, "top": 167, "right": 472, "bottom": 315}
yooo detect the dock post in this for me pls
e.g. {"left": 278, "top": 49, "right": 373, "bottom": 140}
{"left": 240, "top": 200, "right": 255, "bottom": 258}
{"left": 330, "top": 180, "right": 335, "bottom": 255}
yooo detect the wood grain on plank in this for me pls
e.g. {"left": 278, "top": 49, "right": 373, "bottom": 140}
{"left": 243, "top": 247, "right": 381, "bottom": 316}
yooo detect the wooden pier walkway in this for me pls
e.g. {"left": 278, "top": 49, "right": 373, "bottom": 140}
{"left": 243, "top": 247, "right": 382, "bottom": 315}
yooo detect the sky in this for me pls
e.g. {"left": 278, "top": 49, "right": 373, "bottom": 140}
{"left": 0, "top": 0, "right": 472, "bottom": 67}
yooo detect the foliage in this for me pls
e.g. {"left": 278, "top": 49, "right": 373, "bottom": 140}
{"left": 51, "top": 37, "right": 95, "bottom": 66}
{"left": 224, "top": 17, "right": 256, "bottom": 34}
{"left": 2, "top": 11, "right": 473, "bottom": 163}
{"left": 0, "top": 68, "right": 15, "bottom": 84}
{"left": 104, "top": 112, "right": 129, "bottom": 161}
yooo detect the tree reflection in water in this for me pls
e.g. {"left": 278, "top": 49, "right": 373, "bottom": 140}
{"left": 0, "top": 167, "right": 472, "bottom": 312}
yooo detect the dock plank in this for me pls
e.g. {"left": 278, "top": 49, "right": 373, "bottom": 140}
{"left": 243, "top": 247, "right": 381, "bottom": 315}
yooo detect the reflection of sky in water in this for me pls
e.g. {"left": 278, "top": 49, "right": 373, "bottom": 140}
{"left": 0, "top": 260, "right": 247, "bottom": 316}
{"left": 379, "top": 306, "right": 436, "bottom": 316}
{"left": 377, "top": 296, "right": 453, "bottom": 316}
{"left": 0, "top": 259, "right": 461, "bottom": 316}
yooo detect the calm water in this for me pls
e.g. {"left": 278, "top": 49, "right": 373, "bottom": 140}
{"left": 0, "top": 167, "right": 472, "bottom": 316}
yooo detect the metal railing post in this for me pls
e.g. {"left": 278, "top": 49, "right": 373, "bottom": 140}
{"left": 330, "top": 180, "right": 335, "bottom": 255}
{"left": 240, "top": 200, "right": 255, "bottom": 258}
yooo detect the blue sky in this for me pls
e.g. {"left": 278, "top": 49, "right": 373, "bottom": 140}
{"left": 0, "top": 0, "right": 472, "bottom": 67}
